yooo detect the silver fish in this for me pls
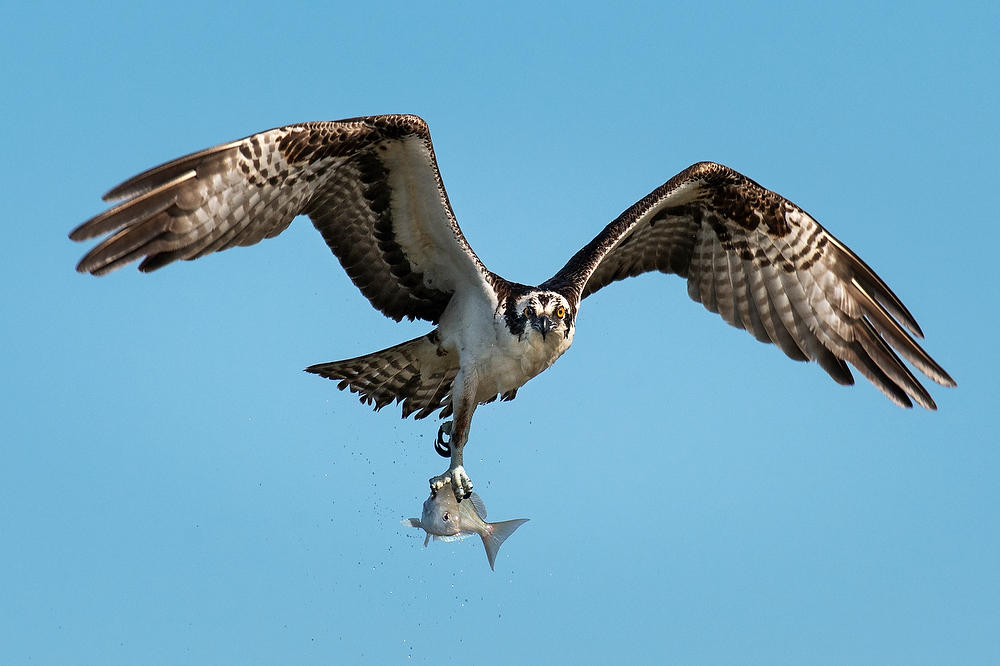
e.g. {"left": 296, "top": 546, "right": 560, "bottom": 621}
{"left": 405, "top": 488, "right": 529, "bottom": 570}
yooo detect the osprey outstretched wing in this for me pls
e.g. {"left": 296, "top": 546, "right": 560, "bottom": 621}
{"left": 71, "top": 115, "right": 954, "bottom": 502}
{"left": 542, "top": 162, "right": 954, "bottom": 409}
{"left": 70, "top": 114, "right": 494, "bottom": 323}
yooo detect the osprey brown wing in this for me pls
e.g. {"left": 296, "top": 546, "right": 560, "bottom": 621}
{"left": 543, "top": 162, "right": 954, "bottom": 409}
{"left": 70, "top": 114, "right": 492, "bottom": 323}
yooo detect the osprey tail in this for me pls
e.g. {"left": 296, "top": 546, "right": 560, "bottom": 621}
{"left": 306, "top": 332, "right": 458, "bottom": 420}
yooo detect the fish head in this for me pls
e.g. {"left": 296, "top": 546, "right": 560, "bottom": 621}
{"left": 418, "top": 491, "right": 465, "bottom": 538}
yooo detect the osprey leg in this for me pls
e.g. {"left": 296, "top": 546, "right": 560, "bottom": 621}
{"left": 430, "top": 373, "right": 477, "bottom": 500}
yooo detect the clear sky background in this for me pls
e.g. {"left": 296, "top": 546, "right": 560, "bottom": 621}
{"left": 2, "top": 2, "right": 997, "bottom": 664}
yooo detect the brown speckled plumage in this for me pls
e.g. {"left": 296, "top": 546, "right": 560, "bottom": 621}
{"left": 71, "top": 116, "right": 954, "bottom": 448}
{"left": 70, "top": 115, "right": 492, "bottom": 323}
{"left": 542, "top": 161, "right": 952, "bottom": 408}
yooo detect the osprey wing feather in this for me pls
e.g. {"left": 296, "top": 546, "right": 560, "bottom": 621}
{"left": 543, "top": 161, "right": 955, "bottom": 409}
{"left": 70, "top": 114, "right": 491, "bottom": 324}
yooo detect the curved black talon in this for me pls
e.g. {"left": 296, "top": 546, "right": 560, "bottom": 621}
{"left": 434, "top": 420, "right": 453, "bottom": 458}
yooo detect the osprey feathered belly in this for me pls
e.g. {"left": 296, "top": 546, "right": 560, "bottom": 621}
{"left": 70, "top": 114, "right": 954, "bottom": 499}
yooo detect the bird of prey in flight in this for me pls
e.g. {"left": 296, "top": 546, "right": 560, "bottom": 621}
{"left": 70, "top": 114, "right": 954, "bottom": 500}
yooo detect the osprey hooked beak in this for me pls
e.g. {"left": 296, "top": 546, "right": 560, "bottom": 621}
{"left": 532, "top": 315, "right": 555, "bottom": 340}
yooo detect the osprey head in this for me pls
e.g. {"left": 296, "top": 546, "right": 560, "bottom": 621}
{"left": 507, "top": 290, "right": 575, "bottom": 343}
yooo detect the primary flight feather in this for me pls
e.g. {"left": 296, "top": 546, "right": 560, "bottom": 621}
{"left": 70, "top": 114, "right": 954, "bottom": 499}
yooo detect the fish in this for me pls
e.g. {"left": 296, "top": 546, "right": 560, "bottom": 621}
{"left": 404, "top": 486, "right": 529, "bottom": 570}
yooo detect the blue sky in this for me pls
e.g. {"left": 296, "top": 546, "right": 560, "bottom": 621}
{"left": 2, "top": 1, "right": 997, "bottom": 663}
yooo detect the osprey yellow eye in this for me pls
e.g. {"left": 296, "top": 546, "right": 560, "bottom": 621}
{"left": 556, "top": 306, "right": 566, "bottom": 319}
{"left": 523, "top": 307, "right": 532, "bottom": 319}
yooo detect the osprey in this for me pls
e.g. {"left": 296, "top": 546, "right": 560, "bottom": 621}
{"left": 70, "top": 114, "right": 954, "bottom": 500}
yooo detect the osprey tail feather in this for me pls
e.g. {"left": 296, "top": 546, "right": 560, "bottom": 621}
{"left": 306, "top": 332, "right": 458, "bottom": 420}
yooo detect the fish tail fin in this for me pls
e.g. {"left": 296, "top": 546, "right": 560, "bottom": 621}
{"left": 481, "top": 519, "right": 529, "bottom": 571}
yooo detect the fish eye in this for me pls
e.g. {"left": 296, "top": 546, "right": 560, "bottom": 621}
{"left": 555, "top": 306, "right": 566, "bottom": 319}
{"left": 522, "top": 307, "right": 532, "bottom": 319}
{"left": 442, "top": 512, "right": 449, "bottom": 521}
